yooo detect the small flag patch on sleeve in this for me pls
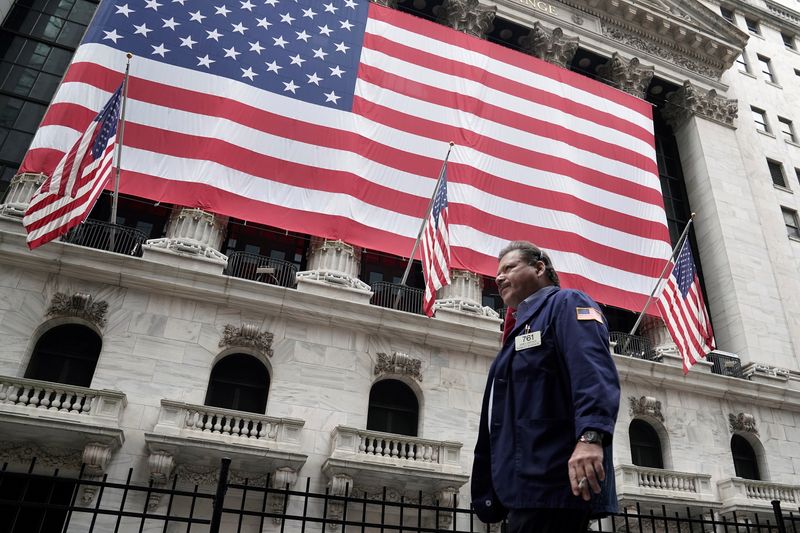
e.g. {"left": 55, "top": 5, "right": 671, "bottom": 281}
{"left": 576, "top": 307, "right": 604, "bottom": 323}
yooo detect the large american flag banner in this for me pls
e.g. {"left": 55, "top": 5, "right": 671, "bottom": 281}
{"left": 23, "top": 83, "right": 123, "bottom": 250}
{"left": 20, "top": 0, "right": 672, "bottom": 312}
{"left": 655, "top": 239, "right": 715, "bottom": 373}
{"left": 421, "top": 163, "right": 450, "bottom": 316}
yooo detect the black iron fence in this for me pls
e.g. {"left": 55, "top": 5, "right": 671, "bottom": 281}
{"left": 225, "top": 251, "right": 298, "bottom": 288}
{"left": 609, "top": 332, "right": 659, "bottom": 361}
{"left": 1, "top": 458, "right": 798, "bottom": 533}
{"left": 61, "top": 220, "right": 147, "bottom": 257}
{"left": 370, "top": 281, "right": 424, "bottom": 315}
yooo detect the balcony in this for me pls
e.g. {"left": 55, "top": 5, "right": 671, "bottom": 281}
{"left": 225, "top": 251, "right": 298, "bottom": 288}
{"left": 718, "top": 478, "right": 800, "bottom": 514}
{"left": 321, "top": 426, "right": 470, "bottom": 496}
{"left": 707, "top": 351, "right": 746, "bottom": 379}
{"left": 0, "top": 375, "right": 126, "bottom": 450}
{"left": 62, "top": 220, "right": 147, "bottom": 257}
{"left": 615, "top": 464, "right": 719, "bottom": 509}
{"left": 610, "top": 332, "right": 659, "bottom": 361}
{"left": 144, "top": 400, "right": 307, "bottom": 473}
{"left": 370, "top": 282, "right": 424, "bottom": 315}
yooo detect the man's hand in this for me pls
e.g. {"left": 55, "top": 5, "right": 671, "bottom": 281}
{"left": 568, "top": 441, "right": 605, "bottom": 501}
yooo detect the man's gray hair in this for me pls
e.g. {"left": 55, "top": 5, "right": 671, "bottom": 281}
{"left": 498, "top": 241, "right": 560, "bottom": 287}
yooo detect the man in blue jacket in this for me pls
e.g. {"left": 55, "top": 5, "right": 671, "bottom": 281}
{"left": 472, "top": 241, "right": 620, "bottom": 532}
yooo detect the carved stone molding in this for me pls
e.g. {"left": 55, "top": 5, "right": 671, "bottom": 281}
{"left": 269, "top": 467, "right": 299, "bottom": 524}
{"left": 600, "top": 22, "right": 722, "bottom": 80}
{"left": 0, "top": 172, "right": 46, "bottom": 219}
{"left": 296, "top": 237, "right": 371, "bottom": 291}
{"left": 219, "top": 322, "right": 274, "bottom": 357}
{"left": 370, "top": 0, "right": 398, "bottom": 7}
{"left": 519, "top": 23, "right": 579, "bottom": 69}
{"left": 0, "top": 442, "right": 83, "bottom": 469}
{"left": 629, "top": 396, "right": 664, "bottom": 422}
{"left": 435, "top": 487, "right": 459, "bottom": 528}
{"left": 81, "top": 442, "right": 113, "bottom": 504}
{"left": 728, "top": 413, "right": 758, "bottom": 436}
{"left": 742, "top": 362, "right": 791, "bottom": 381}
{"left": 47, "top": 292, "right": 109, "bottom": 329}
{"left": 173, "top": 464, "right": 274, "bottom": 487}
{"left": 327, "top": 474, "right": 354, "bottom": 530}
{"left": 663, "top": 80, "right": 738, "bottom": 129}
{"left": 374, "top": 352, "right": 423, "bottom": 381}
{"left": 439, "top": 0, "right": 496, "bottom": 40}
{"left": 146, "top": 451, "right": 176, "bottom": 510}
{"left": 596, "top": 53, "right": 655, "bottom": 99}
{"left": 145, "top": 207, "right": 229, "bottom": 262}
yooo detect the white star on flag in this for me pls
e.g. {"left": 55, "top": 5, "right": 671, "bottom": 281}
{"left": 240, "top": 0, "right": 255, "bottom": 11}
{"left": 329, "top": 65, "right": 344, "bottom": 77}
{"left": 231, "top": 22, "right": 248, "bottom": 34}
{"left": 197, "top": 54, "right": 215, "bottom": 67}
{"left": 241, "top": 66, "right": 257, "bottom": 80}
{"left": 162, "top": 17, "right": 180, "bottom": 29}
{"left": 151, "top": 43, "right": 170, "bottom": 56}
{"left": 306, "top": 72, "right": 322, "bottom": 85}
{"left": 214, "top": 5, "right": 230, "bottom": 16}
{"left": 273, "top": 35, "right": 288, "bottom": 47}
{"left": 133, "top": 23, "right": 152, "bottom": 36}
{"left": 188, "top": 10, "right": 206, "bottom": 22}
{"left": 103, "top": 29, "right": 123, "bottom": 42}
{"left": 206, "top": 28, "right": 223, "bottom": 40}
{"left": 179, "top": 35, "right": 197, "bottom": 48}
{"left": 249, "top": 41, "right": 264, "bottom": 53}
{"left": 289, "top": 53, "right": 305, "bottom": 66}
{"left": 324, "top": 90, "right": 340, "bottom": 103}
{"left": 145, "top": 0, "right": 162, "bottom": 10}
{"left": 265, "top": 59, "right": 282, "bottom": 73}
{"left": 282, "top": 80, "right": 299, "bottom": 93}
{"left": 115, "top": 4, "right": 134, "bottom": 16}
{"left": 335, "top": 41, "right": 349, "bottom": 53}
{"left": 256, "top": 17, "right": 271, "bottom": 29}
{"left": 223, "top": 46, "right": 240, "bottom": 59}
{"left": 318, "top": 25, "right": 332, "bottom": 36}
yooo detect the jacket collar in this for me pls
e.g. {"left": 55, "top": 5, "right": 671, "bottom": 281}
{"left": 508, "top": 285, "right": 559, "bottom": 338}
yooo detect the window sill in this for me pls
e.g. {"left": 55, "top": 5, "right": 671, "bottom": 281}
{"left": 786, "top": 140, "right": 800, "bottom": 148}
{"left": 738, "top": 70, "right": 756, "bottom": 78}
{"left": 748, "top": 31, "right": 764, "bottom": 39}
{"left": 766, "top": 81, "right": 783, "bottom": 89}
{"left": 757, "top": 129, "right": 776, "bottom": 138}
{"left": 789, "top": 235, "right": 800, "bottom": 243}
{"left": 774, "top": 184, "right": 793, "bottom": 193}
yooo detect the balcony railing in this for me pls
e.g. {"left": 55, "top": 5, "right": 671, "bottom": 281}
{"left": 719, "top": 478, "right": 800, "bottom": 505}
{"left": 370, "top": 281, "right": 424, "bottom": 315}
{"left": 0, "top": 375, "right": 126, "bottom": 424}
{"left": 707, "top": 351, "right": 745, "bottom": 378}
{"left": 328, "top": 426, "right": 463, "bottom": 468}
{"left": 224, "top": 251, "right": 298, "bottom": 288}
{"left": 62, "top": 220, "right": 147, "bottom": 257}
{"left": 610, "top": 332, "right": 659, "bottom": 361}
{"left": 615, "top": 464, "right": 716, "bottom": 506}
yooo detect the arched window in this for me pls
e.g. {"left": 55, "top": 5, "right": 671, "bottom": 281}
{"left": 731, "top": 435, "right": 760, "bottom": 480}
{"left": 367, "top": 379, "right": 419, "bottom": 437}
{"left": 204, "top": 354, "right": 270, "bottom": 414}
{"left": 25, "top": 324, "right": 102, "bottom": 387}
{"left": 629, "top": 419, "right": 664, "bottom": 469}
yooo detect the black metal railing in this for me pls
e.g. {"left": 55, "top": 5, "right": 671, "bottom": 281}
{"left": 610, "top": 331, "right": 659, "bottom": 361}
{"left": 707, "top": 351, "right": 746, "bottom": 379}
{"left": 224, "top": 251, "right": 298, "bottom": 288}
{"left": 61, "top": 220, "right": 147, "bottom": 257}
{"left": 2, "top": 458, "right": 799, "bottom": 533}
{"left": 370, "top": 281, "right": 424, "bottom": 315}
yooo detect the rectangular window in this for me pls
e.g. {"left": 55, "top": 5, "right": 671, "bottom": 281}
{"left": 796, "top": 168, "right": 800, "bottom": 186}
{"left": 735, "top": 52, "right": 750, "bottom": 72}
{"left": 720, "top": 6, "right": 735, "bottom": 22}
{"left": 778, "top": 117, "right": 797, "bottom": 142}
{"left": 796, "top": 68, "right": 800, "bottom": 77}
{"left": 768, "top": 159, "right": 787, "bottom": 187}
{"left": 752, "top": 107, "right": 770, "bottom": 133}
{"left": 745, "top": 17, "right": 760, "bottom": 34}
{"left": 757, "top": 55, "right": 776, "bottom": 83}
{"left": 782, "top": 32, "right": 796, "bottom": 50}
{"left": 782, "top": 207, "right": 800, "bottom": 239}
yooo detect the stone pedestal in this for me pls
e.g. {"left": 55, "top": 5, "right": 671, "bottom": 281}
{"left": 0, "top": 172, "right": 46, "bottom": 219}
{"left": 296, "top": 238, "right": 372, "bottom": 303}
{"left": 143, "top": 207, "right": 228, "bottom": 274}
{"left": 433, "top": 270, "right": 501, "bottom": 329}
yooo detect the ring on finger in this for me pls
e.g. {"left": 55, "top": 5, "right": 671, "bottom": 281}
{"left": 578, "top": 477, "right": 587, "bottom": 489}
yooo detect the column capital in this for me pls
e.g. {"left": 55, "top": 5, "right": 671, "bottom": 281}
{"left": 520, "top": 23, "right": 579, "bottom": 69}
{"left": 663, "top": 80, "right": 738, "bottom": 130}
{"left": 144, "top": 207, "right": 229, "bottom": 269}
{"left": 0, "top": 172, "right": 47, "bottom": 219}
{"left": 595, "top": 52, "right": 654, "bottom": 99}
{"left": 296, "top": 237, "right": 372, "bottom": 299}
{"left": 370, "top": 0, "right": 398, "bottom": 7}
{"left": 439, "top": 0, "right": 496, "bottom": 40}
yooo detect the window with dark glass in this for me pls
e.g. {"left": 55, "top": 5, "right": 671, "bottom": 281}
{"left": 367, "top": 379, "right": 419, "bottom": 436}
{"left": 205, "top": 354, "right": 270, "bottom": 414}
{"left": 629, "top": 419, "right": 664, "bottom": 469}
{"left": 768, "top": 159, "right": 787, "bottom": 187}
{"left": 782, "top": 207, "right": 800, "bottom": 239}
{"left": 222, "top": 220, "right": 308, "bottom": 270}
{"left": 782, "top": 32, "right": 796, "bottom": 50}
{"left": 720, "top": 6, "right": 735, "bottom": 22}
{"left": 731, "top": 435, "right": 760, "bottom": 480}
{"left": 745, "top": 17, "right": 760, "bottom": 34}
{"left": 757, "top": 55, "right": 776, "bottom": 83}
{"left": 25, "top": 324, "right": 102, "bottom": 387}
{"left": 751, "top": 107, "right": 769, "bottom": 133}
{"left": 735, "top": 52, "right": 750, "bottom": 73}
{"left": 796, "top": 167, "right": 800, "bottom": 187}
{"left": 778, "top": 117, "right": 796, "bottom": 143}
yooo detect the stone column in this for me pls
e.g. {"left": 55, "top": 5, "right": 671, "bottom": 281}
{"left": 434, "top": 270, "right": 500, "bottom": 328}
{"left": 519, "top": 23, "right": 579, "bottom": 68}
{"left": 80, "top": 442, "right": 112, "bottom": 504}
{"left": 596, "top": 53, "right": 654, "bottom": 99}
{"left": 438, "top": 0, "right": 496, "bottom": 40}
{"left": 0, "top": 172, "right": 46, "bottom": 219}
{"left": 146, "top": 451, "right": 175, "bottom": 510}
{"left": 295, "top": 237, "right": 372, "bottom": 302}
{"left": 662, "top": 81, "right": 796, "bottom": 369}
{"left": 142, "top": 206, "right": 228, "bottom": 273}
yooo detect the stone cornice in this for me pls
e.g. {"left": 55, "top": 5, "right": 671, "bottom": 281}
{"left": 722, "top": 0, "right": 800, "bottom": 33}
{"left": 0, "top": 221, "right": 501, "bottom": 358}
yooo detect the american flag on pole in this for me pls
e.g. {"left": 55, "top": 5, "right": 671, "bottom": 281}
{"left": 23, "top": 83, "right": 123, "bottom": 250}
{"left": 421, "top": 164, "right": 450, "bottom": 316}
{"left": 655, "top": 239, "right": 715, "bottom": 373}
{"left": 20, "top": 0, "right": 672, "bottom": 313}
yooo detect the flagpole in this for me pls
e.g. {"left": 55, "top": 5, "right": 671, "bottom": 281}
{"left": 393, "top": 141, "right": 454, "bottom": 309}
{"left": 110, "top": 53, "right": 133, "bottom": 226}
{"left": 628, "top": 212, "right": 696, "bottom": 336}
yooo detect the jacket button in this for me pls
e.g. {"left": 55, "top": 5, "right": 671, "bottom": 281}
{"left": 485, "top": 499, "right": 492, "bottom": 507}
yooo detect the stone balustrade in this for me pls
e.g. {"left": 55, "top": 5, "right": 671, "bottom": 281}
{"left": 616, "top": 464, "right": 717, "bottom": 507}
{"left": 0, "top": 375, "right": 126, "bottom": 422}
{"left": 718, "top": 477, "right": 800, "bottom": 513}
{"left": 329, "top": 426, "right": 463, "bottom": 468}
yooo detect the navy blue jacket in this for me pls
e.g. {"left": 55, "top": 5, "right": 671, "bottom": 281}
{"left": 471, "top": 286, "right": 620, "bottom": 522}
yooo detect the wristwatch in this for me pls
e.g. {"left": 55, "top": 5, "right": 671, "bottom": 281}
{"left": 579, "top": 430, "right": 604, "bottom": 445}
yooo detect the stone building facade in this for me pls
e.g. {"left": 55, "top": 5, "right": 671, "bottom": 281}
{"left": 1, "top": 0, "right": 800, "bottom": 529}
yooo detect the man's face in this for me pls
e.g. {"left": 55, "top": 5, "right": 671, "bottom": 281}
{"left": 496, "top": 249, "right": 549, "bottom": 308}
